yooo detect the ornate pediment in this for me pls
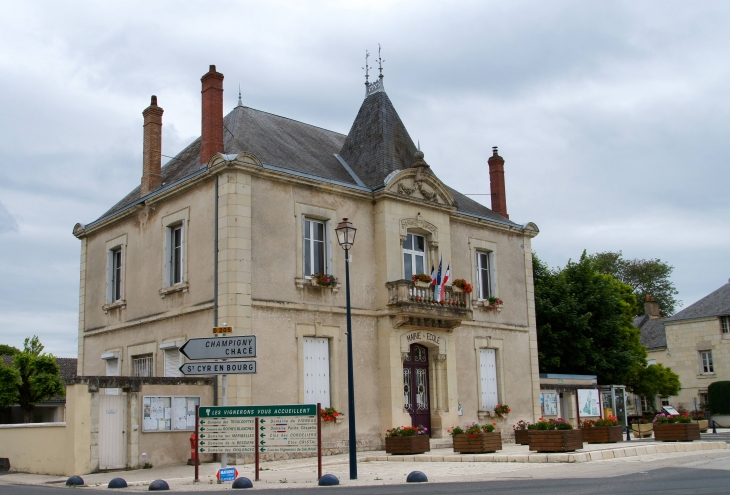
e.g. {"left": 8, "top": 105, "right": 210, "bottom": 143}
{"left": 384, "top": 168, "right": 456, "bottom": 207}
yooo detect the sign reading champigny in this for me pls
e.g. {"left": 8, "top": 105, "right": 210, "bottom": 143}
{"left": 179, "top": 361, "right": 257, "bottom": 376}
{"left": 179, "top": 336, "right": 256, "bottom": 360}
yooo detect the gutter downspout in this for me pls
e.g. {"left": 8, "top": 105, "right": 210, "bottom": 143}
{"left": 213, "top": 174, "right": 219, "bottom": 407}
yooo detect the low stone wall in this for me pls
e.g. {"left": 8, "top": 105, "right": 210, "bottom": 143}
{"left": 0, "top": 423, "right": 69, "bottom": 475}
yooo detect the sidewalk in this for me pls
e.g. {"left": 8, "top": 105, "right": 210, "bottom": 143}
{"left": 0, "top": 440, "right": 727, "bottom": 491}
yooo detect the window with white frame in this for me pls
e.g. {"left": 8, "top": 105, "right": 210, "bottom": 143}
{"left": 304, "top": 218, "right": 327, "bottom": 277}
{"left": 164, "top": 223, "right": 185, "bottom": 287}
{"left": 303, "top": 337, "right": 330, "bottom": 407}
{"left": 102, "top": 352, "right": 120, "bottom": 395}
{"left": 476, "top": 251, "right": 493, "bottom": 300}
{"left": 133, "top": 354, "right": 154, "bottom": 377}
{"left": 479, "top": 348, "right": 499, "bottom": 411}
{"left": 721, "top": 316, "right": 730, "bottom": 334}
{"left": 163, "top": 348, "right": 182, "bottom": 378}
{"left": 403, "top": 233, "right": 426, "bottom": 279}
{"left": 700, "top": 351, "right": 714, "bottom": 374}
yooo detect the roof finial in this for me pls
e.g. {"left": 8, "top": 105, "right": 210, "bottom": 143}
{"left": 418, "top": 140, "right": 421, "bottom": 151}
{"left": 237, "top": 84, "right": 243, "bottom": 107}
{"left": 363, "top": 50, "right": 370, "bottom": 87}
{"left": 377, "top": 44, "right": 384, "bottom": 79}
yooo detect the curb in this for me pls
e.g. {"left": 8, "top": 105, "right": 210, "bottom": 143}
{"left": 364, "top": 441, "right": 728, "bottom": 464}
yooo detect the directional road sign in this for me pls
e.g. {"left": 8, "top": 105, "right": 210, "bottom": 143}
{"left": 179, "top": 336, "right": 256, "bottom": 360}
{"left": 199, "top": 404, "right": 316, "bottom": 418}
{"left": 179, "top": 360, "right": 256, "bottom": 376}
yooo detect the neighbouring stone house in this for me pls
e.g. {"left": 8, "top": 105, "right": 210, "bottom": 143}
{"left": 71, "top": 64, "right": 541, "bottom": 464}
{"left": 634, "top": 283, "right": 730, "bottom": 413}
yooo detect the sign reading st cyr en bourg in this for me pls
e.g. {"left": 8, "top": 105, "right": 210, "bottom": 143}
{"left": 179, "top": 336, "right": 256, "bottom": 360}
{"left": 179, "top": 361, "right": 257, "bottom": 376}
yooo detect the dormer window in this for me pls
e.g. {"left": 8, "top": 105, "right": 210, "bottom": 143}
{"left": 403, "top": 233, "right": 426, "bottom": 278}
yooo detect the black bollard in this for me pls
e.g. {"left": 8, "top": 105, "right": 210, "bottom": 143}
{"left": 318, "top": 474, "right": 340, "bottom": 486}
{"left": 406, "top": 471, "right": 428, "bottom": 483}
{"left": 713, "top": 420, "right": 717, "bottom": 434}
{"left": 148, "top": 479, "right": 170, "bottom": 491}
{"left": 625, "top": 426, "right": 631, "bottom": 441}
{"left": 66, "top": 476, "right": 84, "bottom": 486}
{"left": 108, "top": 478, "right": 128, "bottom": 489}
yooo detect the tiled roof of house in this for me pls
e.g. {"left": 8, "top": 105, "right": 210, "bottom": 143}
{"left": 665, "top": 282, "right": 730, "bottom": 323}
{"left": 633, "top": 315, "right": 668, "bottom": 350}
{"left": 91, "top": 90, "right": 518, "bottom": 228}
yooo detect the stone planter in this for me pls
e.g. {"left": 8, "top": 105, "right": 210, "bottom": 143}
{"left": 452, "top": 432, "right": 502, "bottom": 454}
{"left": 697, "top": 420, "right": 709, "bottom": 432}
{"left": 514, "top": 429, "right": 530, "bottom": 445}
{"left": 528, "top": 429, "right": 583, "bottom": 452}
{"left": 631, "top": 423, "right": 653, "bottom": 438}
{"left": 452, "top": 286, "right": 463, "bottom": 293}
{"left": 653, "top": 423, "right": 701, "bottom": 442}
{"left": 385, "top": 435, "right": 430, "bottom": 455}
{"left": 580, "top": 426, "right": 623, "bottom": 443}
{"left": 414, "top": 281, "right": 431, "bottom": 289}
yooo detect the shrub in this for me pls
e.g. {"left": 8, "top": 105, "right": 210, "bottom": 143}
{"left": 528, "top": 418, "right": 573, "bottom": 430}
{"left": 708, "top": 381, "right": 730, "bottom": 415}
{"left": 386, "top": 425, "right": 428, "bottom": 437}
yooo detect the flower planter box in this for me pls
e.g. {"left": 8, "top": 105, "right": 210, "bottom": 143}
{"left": 514, "top": 429, "right": 530, "bottom": 445}
{"left": 528, "top": 430, "right": 583, "bottom": 452}
{"left": 581, "top": 426, "right": 623, "bottom": 444}
{"left": 631, "top": 423, "right": 653, "bottom": 438}
{"left": 385, "top": 436, "right": 430, "bottom": 455}
{"left": 414, "top": 281, "right": 431, "bottom": 289}
{"left": 452, "top": 433, "right": 502, "bottom": 454}
{"left": 653, "top": 423, "right": 701, "bottom": 442}
{"left": 452, "top": 286, "right": 463, "bottom": 293}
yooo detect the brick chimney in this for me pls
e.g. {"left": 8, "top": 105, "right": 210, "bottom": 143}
{"left": 488, "top": 146, "right": 508, "bottom": 219}
{"left": 141, "top": 95, "right": 164, "bottom": 196}
{"left": 644, "top": 295, "right": 661, "bottom": 318}
{"left": 200, "top": 65, "right": 224, "bottom": 165}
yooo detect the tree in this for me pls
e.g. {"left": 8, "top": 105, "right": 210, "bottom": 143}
{"left": 626, "top": 363, "right": 681, "bottom": 411}
{"left": 0, "top": 336, "right": 65, "bottom": 423}
{"left": 534, "top": 252, "right": 647, "bottom": 386}
{"left": 0, "top": 344, "right": 19, "bottom": 356}
{"left": 588, "top": 251, "right": 680, "bottom": 316}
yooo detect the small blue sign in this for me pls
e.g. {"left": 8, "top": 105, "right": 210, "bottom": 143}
{"left": 217, "top": 467, "right": 238, "bottom": 482}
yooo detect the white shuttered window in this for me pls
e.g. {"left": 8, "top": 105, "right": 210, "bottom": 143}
{"left": 479, "top": 348, "right": 499, "bottom": 411}
{"left": 164, "top": 349, "right": 182, "bottom": 377}
{"left": 105, "top": 357, "right": 120, "bottom": 395}
{"left": 303, "top": 337, "right": 330, "bottom": 407}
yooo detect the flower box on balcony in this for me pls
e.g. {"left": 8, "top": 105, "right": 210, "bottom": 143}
{"left": 452, "top": 433, "right": 502, "bottom": 454}
{"left": 414, "top": 281, "right": 431, "bottom": 289}
{"left": 653, "top": 423, "right": 701, "bottom": 442}
{"left": 514, "top": 429, "right": 530, "bottom": 445}
{"left": 581, "top": 426, "right": 623, "bottom": 444}
{"left": 528, "top": 430, "right": 583, "bottom": 452}
{"left": 384, "top": 435, "right": 430, "bottom": 455}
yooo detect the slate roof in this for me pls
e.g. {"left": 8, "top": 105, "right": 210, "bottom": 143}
{"left": 633, "top": 315, "right": 668, "bottom": 350}
{"left": 665, "top": 282, "right": 730, "bottom": 323}
{"left": 92, "top": 90, "right": 518, "bottom": 228}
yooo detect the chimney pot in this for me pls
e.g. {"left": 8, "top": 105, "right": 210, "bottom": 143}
{"left": 644, "top": 294, "right": 661, "bottom": 318}
{"left": 200, "top": 65, "right": 225, "bottom": 165}
{"left": 488, "top": 146, "right": 508, "bottom": 219}
{"left": 141, "top": 96, "right": 164, "bottom": 196}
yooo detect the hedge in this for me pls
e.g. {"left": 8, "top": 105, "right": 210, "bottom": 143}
{"left": 708, "top": 381, "right": 730, "bottom": 415}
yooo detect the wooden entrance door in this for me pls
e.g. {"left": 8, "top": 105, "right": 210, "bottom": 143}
{"left": 403, "top": 343, "right": 431, "bottom": 435}
{"left": 99, "top": 395, "right": 126, "bottom": 469}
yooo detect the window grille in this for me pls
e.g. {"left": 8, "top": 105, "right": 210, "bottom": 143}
{"left": 134, "top": 355, "right": 154, "bottom": 377}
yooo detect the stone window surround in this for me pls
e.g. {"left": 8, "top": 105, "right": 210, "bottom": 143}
{"left": 103, "top": 234, "right": 127, "bottom": 312}
{"left": 469, "top": 237, "right": 498, "bottom": 305}
{"left": 295, "top": 203, "right": 336, "bottom": 286}
{"left": 128, "top": 341, "right": 157, "bottom": 376}
{"left": 474, "top": 336, "right": 505, "bottom": 419}
{"left": 295, "top": 323, "right": 341, "bottom": 411}
{"left": 399, "top": 216, "right": 439, "bottom": 278}
{"left": 160, "top": 208, "right": 190, "bottom": 296}
{"left": 698, "top": 347, "right": 715, "bottom": 376}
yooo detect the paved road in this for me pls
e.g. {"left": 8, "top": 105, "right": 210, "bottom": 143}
{"left": 3, "top": 466, "right": 730, "bottom": 495}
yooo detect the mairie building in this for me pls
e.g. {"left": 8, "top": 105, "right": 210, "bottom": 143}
{"left": 71, "top": 64, "right": 541, "bottom": 463}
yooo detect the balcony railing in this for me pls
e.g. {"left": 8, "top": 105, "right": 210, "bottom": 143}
{"left": 385, "top": 280, "right": 473, "bottom": 330}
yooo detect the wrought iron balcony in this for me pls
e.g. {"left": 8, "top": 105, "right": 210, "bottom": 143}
{"left": 385, "top": 280, "right": 473, "bottom": 330}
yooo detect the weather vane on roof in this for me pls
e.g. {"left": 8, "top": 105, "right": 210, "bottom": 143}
{"left": 363, "top": 50, "right": 370, "bottom": 86}
{"left": 377, "top": 44, "right": 384, "bottom": 78}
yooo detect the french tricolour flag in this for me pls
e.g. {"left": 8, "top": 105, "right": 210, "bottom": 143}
{"left": 440, "top": 264, "right": 450, "bottom": 301}
{"left": 433, "top": 256, "right": 443, "bottom": 301}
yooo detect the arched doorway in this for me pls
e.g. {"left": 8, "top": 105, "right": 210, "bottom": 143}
{"left": 403, "top": 343, "right": 431, "bottom": 435}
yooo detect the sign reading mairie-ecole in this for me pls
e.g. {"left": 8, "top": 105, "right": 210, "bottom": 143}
{"left": 179, "top": 336, "right": 256, "bottom": 360}
{"left": 179, "top": 361, "right": 256, "bottom": 376}
{"left": 199, "top": 404, "right": 317, "bottom": 418}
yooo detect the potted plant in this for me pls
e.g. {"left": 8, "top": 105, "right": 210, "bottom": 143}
{"left": 527, "top": 418, "right": 583, "bottom": 452}
{"left": 321, "top": 407, "right": 340, "bottom": 424}
{"left": 653, "top": 412, "right": 700, "bottom": 442}
{"left": 512, "top": 420, "right": 530, "bottom": 445}
{"left": 384, "top": 425, "right": 430, "bottom": 455}
{"left": 311, "top": 273, "right": 338, "bottom": 288}
{"left": 451, "top": 279, "right": 473, "bottom": 294}
{"left": 412, "top": 274, "right": 432, "bottom": 288}
{"left": 449, "top": 422, "right": 502, "bottom": 454}
{"left": 494, "top": 404, "right": 511, "bottom": 419}
{"left": 579, "top": 416, "right": 623, "bottom": 443}
{"left": 631, "top": 418, "right": 653, "bottom": 438}
{"left": 480, "top": 296, "right": 503, "bottom": 312}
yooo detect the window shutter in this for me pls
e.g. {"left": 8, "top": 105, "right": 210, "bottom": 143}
{"left": 303, "top": 337, "right": 330, "bottom": 407}
{"left": 105, "top": 357, "right": 120, "bottom": 395}
{"left": 164, "top": 349, "right": 182, "bottom": 377}
{"left": 107, "top": 250, "right": 114, "bottom": 303}
{"left": 180, "top": 223, "right": 185, "bottom": 283}
{"left": 164, "top": 227, "right": 171, "bottom": 287}
{"left": 479, "top": 349, "right": 498, "bottom": 411}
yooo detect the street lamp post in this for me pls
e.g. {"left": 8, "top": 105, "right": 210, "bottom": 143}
{"left": 335, "top": 218, "right": 357, "bottom": 480}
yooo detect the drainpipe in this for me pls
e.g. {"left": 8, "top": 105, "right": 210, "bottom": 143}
{"left": 213, "top": 174, "right": 219, "bottom": 406}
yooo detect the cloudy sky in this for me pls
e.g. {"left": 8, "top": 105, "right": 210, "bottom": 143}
{"left": 0, "top": 1, "right": 728, "bottom": 357}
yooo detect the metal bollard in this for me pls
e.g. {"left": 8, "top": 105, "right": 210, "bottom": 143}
{"left": 625, "top": 426, "right": 631, "bottom": 441}
{"left": 712, "top": 420, "right": 717, "bottom": 434}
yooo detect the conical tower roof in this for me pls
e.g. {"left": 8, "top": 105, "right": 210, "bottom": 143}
{"left": 339, "top": 90, "right": 419, "bottom": 188}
